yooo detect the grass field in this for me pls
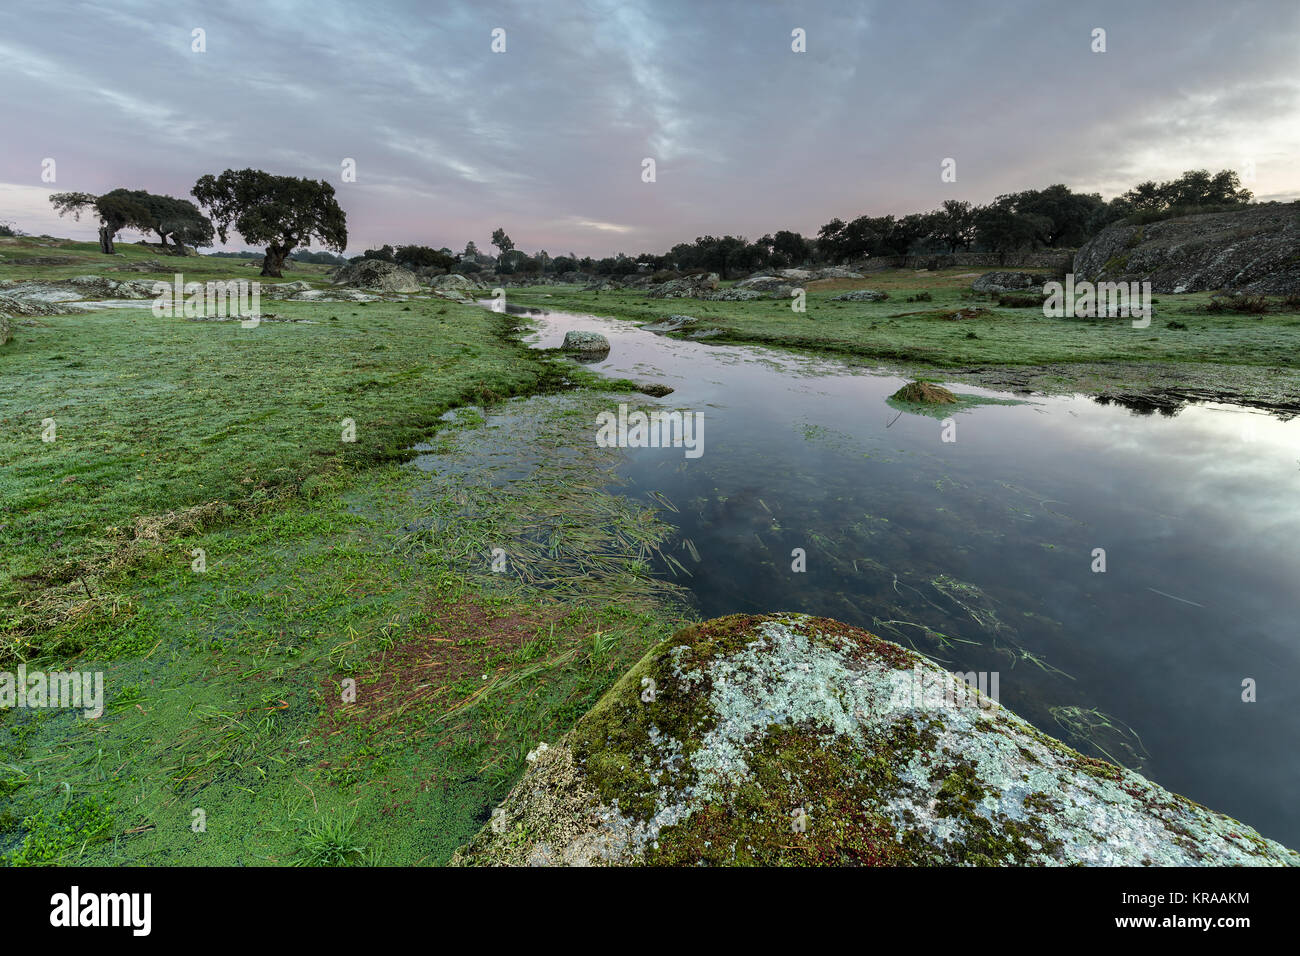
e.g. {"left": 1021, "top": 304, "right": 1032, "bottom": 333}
{"left": 0, "top": 240, "right": 691, "bottom": 864}
{"left": 504, "top": 270, "right": 1300, "bottom": 410}
{"left": 3, "top": 240, "right": 1297, "bottom": 865}
{"left": 0, "top": 235, "right": 337, "bottom": 283}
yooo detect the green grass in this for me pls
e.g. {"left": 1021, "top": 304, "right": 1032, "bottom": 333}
{"left": 0, "top": 245, "right": 691, "bottom": 865}
{"left": 5, "top": 246, "right": 1295, "bottom": 866}
{"left": 0, "top": 290, "right": 554, "bottom": 652}
{"left": 0, "top": 234, "right": 336, "bottom": 284}
{"left": 505, "top": 269, "right": 1300, "bottom": 377}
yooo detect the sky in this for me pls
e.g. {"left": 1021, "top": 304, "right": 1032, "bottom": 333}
{"left": 2, "top": 0, "right": 1298, "bottom": 258}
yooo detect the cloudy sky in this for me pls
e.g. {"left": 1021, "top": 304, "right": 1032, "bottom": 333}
{"left": 2, "top": 0, "right": 1298, "bottom": 257}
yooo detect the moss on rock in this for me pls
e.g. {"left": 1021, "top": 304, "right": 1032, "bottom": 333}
{"left": 452, "top": 614, "right": 1298, "bottom": 867}
{"left": 890, "top": 381, "right": 958, "bottom": 405}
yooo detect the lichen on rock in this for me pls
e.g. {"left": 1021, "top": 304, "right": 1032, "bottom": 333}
{"left": 452, "top": 613, "right": 1298, "bottom": 867}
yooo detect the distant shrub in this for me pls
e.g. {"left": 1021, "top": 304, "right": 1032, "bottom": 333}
{"left": 905, "top": 291, "right": 933, "bottom": 302}
{"left": 1279, "top": 293, "right": 1300, "bottom": 311}
{"left": 997, "top": 293, "right": 1045, "bottom": 308}
{"left": 1206, "top": 293, "right": 1269, "bottom": 314}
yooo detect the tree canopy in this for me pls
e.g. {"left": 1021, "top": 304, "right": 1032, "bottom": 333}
{"left": 191, "top": 168, "right": 347, "bottom": 276}
{"left": 50, "top": 190, "right": 151, "bottom": 254}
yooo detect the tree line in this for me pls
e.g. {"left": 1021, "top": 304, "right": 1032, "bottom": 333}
{"left": 457, "top": 169, "right": 1254, "bottom": 278}
{"left": 43, "top": 166, "right": 1251, "bottom": 280}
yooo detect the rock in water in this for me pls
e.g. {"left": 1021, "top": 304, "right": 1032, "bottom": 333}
{"left": 561, "top": 330, "right": 610, "bottom": 353}
{"left": 452, "top": 614, "right": 1298, "bottom": 866}
{"left": 891, "top": 381, "right": 957, "bottom": 404}
{"left": 641, "top": 314, "right": 697, "bottom": 334}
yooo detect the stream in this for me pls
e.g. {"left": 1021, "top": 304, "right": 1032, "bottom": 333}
{"left": 487, "top": 300, "right": 1300, "bottom": 847}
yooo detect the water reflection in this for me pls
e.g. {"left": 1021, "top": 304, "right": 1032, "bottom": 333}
{"left": 491, "top": 302, "right": 1300, "bottom": 846}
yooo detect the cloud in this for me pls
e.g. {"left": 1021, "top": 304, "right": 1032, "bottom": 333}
{"left": 1, "top": 0, "right": 1296, "bottom": 256}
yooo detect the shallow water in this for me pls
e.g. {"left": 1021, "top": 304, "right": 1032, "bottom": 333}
{"left": 491, "top": 301, "right": 1300, "bottom": 847}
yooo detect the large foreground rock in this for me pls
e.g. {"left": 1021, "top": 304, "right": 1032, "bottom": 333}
{"left": 330, "top": 259, "right": 421, "bottom": 293}
{"left": 454, "top": 613, "right": 1297, "bottom": 866}
{"left": 1074, "top": 202, "right": 1300, "bottom": 294}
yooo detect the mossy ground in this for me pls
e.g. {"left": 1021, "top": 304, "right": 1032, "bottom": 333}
{"left": 0, "top": 244, "right": 691, "bottom": 865}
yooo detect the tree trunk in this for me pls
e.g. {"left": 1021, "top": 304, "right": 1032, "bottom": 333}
{"left": 98, "top": 224, "right": 115, "bottom": 255}
{"left": 261, "top": 244, "right": 291, "bottom": 277}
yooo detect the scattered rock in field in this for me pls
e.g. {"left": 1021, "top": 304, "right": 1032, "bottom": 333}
{"left": 733, "top": 275, "right": 793, "bottom": 293}
{"left": 703, "top": 287, "right": 771, "bottom": 301}
{"left": 831, "top": 289, "right": 890, "bottom": 302}
{"left": 283, "top": 288, "right": 383, "bottom": 303}
{"left": 431, "top": 273, "right": 489, "bottom": 292}
{"left": 0, "top": 294, "right": 85, "bottom": 317}
{"left": 646, "top": 273, "right": 719, "bottom": 299}
{"left": 972, "top": 271, "right": 1040, "bottom": 293}
{"left": 891, "top": 381, "right": 957, "bottom": 404}
{"left": 687, "top": 328, "right": 723, "bottom": 339}
{"left": 331, "top": 259, "right": 422, "bottom": 293}
{"left": 816, "top": 265, "right": 866, "bottom": 279}
{"left": 452, "top": 613, "right": 1299, "bottom": 867}
{"left": 561, "top": 330, "right": 610, "bottom": 353}
{"left": 265, "top": 280, "right": 313, "bottom": 296}
{"left": 0, "top": 313, "right": 10, "bottom": 345}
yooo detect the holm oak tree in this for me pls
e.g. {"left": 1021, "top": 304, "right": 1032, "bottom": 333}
{"left": 191, "top": 169, "right": 347, "bottom": 277}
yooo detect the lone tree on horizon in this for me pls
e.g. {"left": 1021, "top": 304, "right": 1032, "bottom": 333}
{"left": 192, "top": 169, "right": 347, "bottom": 277}
{"left": 491, "top": 227, "right": 513, "bottom": 256}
